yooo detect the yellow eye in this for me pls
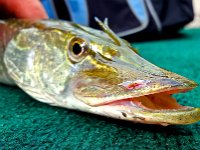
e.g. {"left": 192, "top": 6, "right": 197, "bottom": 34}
{"left": 68, "top": 38, "right": 89, "bottom": 63}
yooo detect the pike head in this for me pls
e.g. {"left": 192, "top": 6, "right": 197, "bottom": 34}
{"left": 4, "top": 19, "right": 200, "bottom": 126}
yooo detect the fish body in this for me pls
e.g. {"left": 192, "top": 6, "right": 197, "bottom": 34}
{"left": 0, "top": 19, "right": 200, "bottom": 126}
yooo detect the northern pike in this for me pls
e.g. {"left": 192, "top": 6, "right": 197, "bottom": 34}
{"left": 0, "top": 18, "right": 200, "bottom": 126}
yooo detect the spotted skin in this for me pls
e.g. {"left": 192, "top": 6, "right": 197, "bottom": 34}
{"left": 0, "top": 19, "right": 199, "bottom": 126}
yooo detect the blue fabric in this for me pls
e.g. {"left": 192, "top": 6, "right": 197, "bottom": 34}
{"left": 41, "top": 0, "right": 88, "bottom": 25}
{"left": 127, "top": 0, "right": 148, "bottom": 24}
{"left": 64, "top": 0, "right": 88, "bottom": 26}
{"left": 41, "top": 0, "right": 57, "bottom": 18}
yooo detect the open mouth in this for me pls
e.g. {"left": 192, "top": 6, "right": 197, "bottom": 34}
{"left": 92, "top": 79, "right": 196, "bottom": 112}
{"left": 102, "top": 91, "right": 191, "bottom": 111}
{"left": 73, "top": 71, "right": 200, "bottom": 125}
{"left": 74, "top": 78, "right": 196, "bottom": 112}
{"left": 73, "top": 75, "right": 200, "bottom": 125}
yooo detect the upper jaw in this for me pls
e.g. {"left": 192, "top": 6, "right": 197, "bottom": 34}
{"left": 73, "top": 74, "right": 197, "bottom": 106}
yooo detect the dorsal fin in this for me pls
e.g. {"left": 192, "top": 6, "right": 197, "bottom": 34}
{"left": 94, "top": 17, "right": 123, "bottom": 46}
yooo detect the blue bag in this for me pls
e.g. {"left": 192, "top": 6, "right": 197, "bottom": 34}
{"left": 41, "top": 0, "right": 194, "bottom": 37}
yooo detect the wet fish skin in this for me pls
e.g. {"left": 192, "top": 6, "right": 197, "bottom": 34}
{"left": 0, "top": 19, "right": 199, "bottom": 126}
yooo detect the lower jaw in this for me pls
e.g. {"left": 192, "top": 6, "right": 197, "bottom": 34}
{"left": 95, "top": 92, "right": 200, "bottom": 125}
{"left": 78, "top": 89, "right": 200, "bottom": 125}
{"left": 97, "top": 91, "right": 200, "bottom": 125}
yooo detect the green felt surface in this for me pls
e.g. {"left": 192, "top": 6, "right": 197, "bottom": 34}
{"left": 1, "top": 29, "right": 200, "bottom": 149}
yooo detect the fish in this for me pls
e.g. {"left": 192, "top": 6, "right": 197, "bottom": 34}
{"left": 0, "top": 18, "right": 199, "bottom": 126}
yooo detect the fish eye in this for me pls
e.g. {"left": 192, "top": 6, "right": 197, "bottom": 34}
{"left": 68, "top": 38, "right": 89, "bottom": 63}
{"left": 72, "top": 42, "right": 82, "bottom": 55}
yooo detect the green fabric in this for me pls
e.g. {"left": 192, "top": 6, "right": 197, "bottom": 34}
{"left": 1, "top": 29, "right": 200, "bottom": 149}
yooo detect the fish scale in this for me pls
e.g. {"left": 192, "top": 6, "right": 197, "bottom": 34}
{"left": 0, "top": 18, "right": 199, "bottom": 126}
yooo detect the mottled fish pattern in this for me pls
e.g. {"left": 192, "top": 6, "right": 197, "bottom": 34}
{"left": 0, "top": 19, "right": 199, "bottom": 126}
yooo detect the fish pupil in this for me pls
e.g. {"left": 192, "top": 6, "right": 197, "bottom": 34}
{"left": 72, "top": 43, "right": 82, "bottom": 55}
